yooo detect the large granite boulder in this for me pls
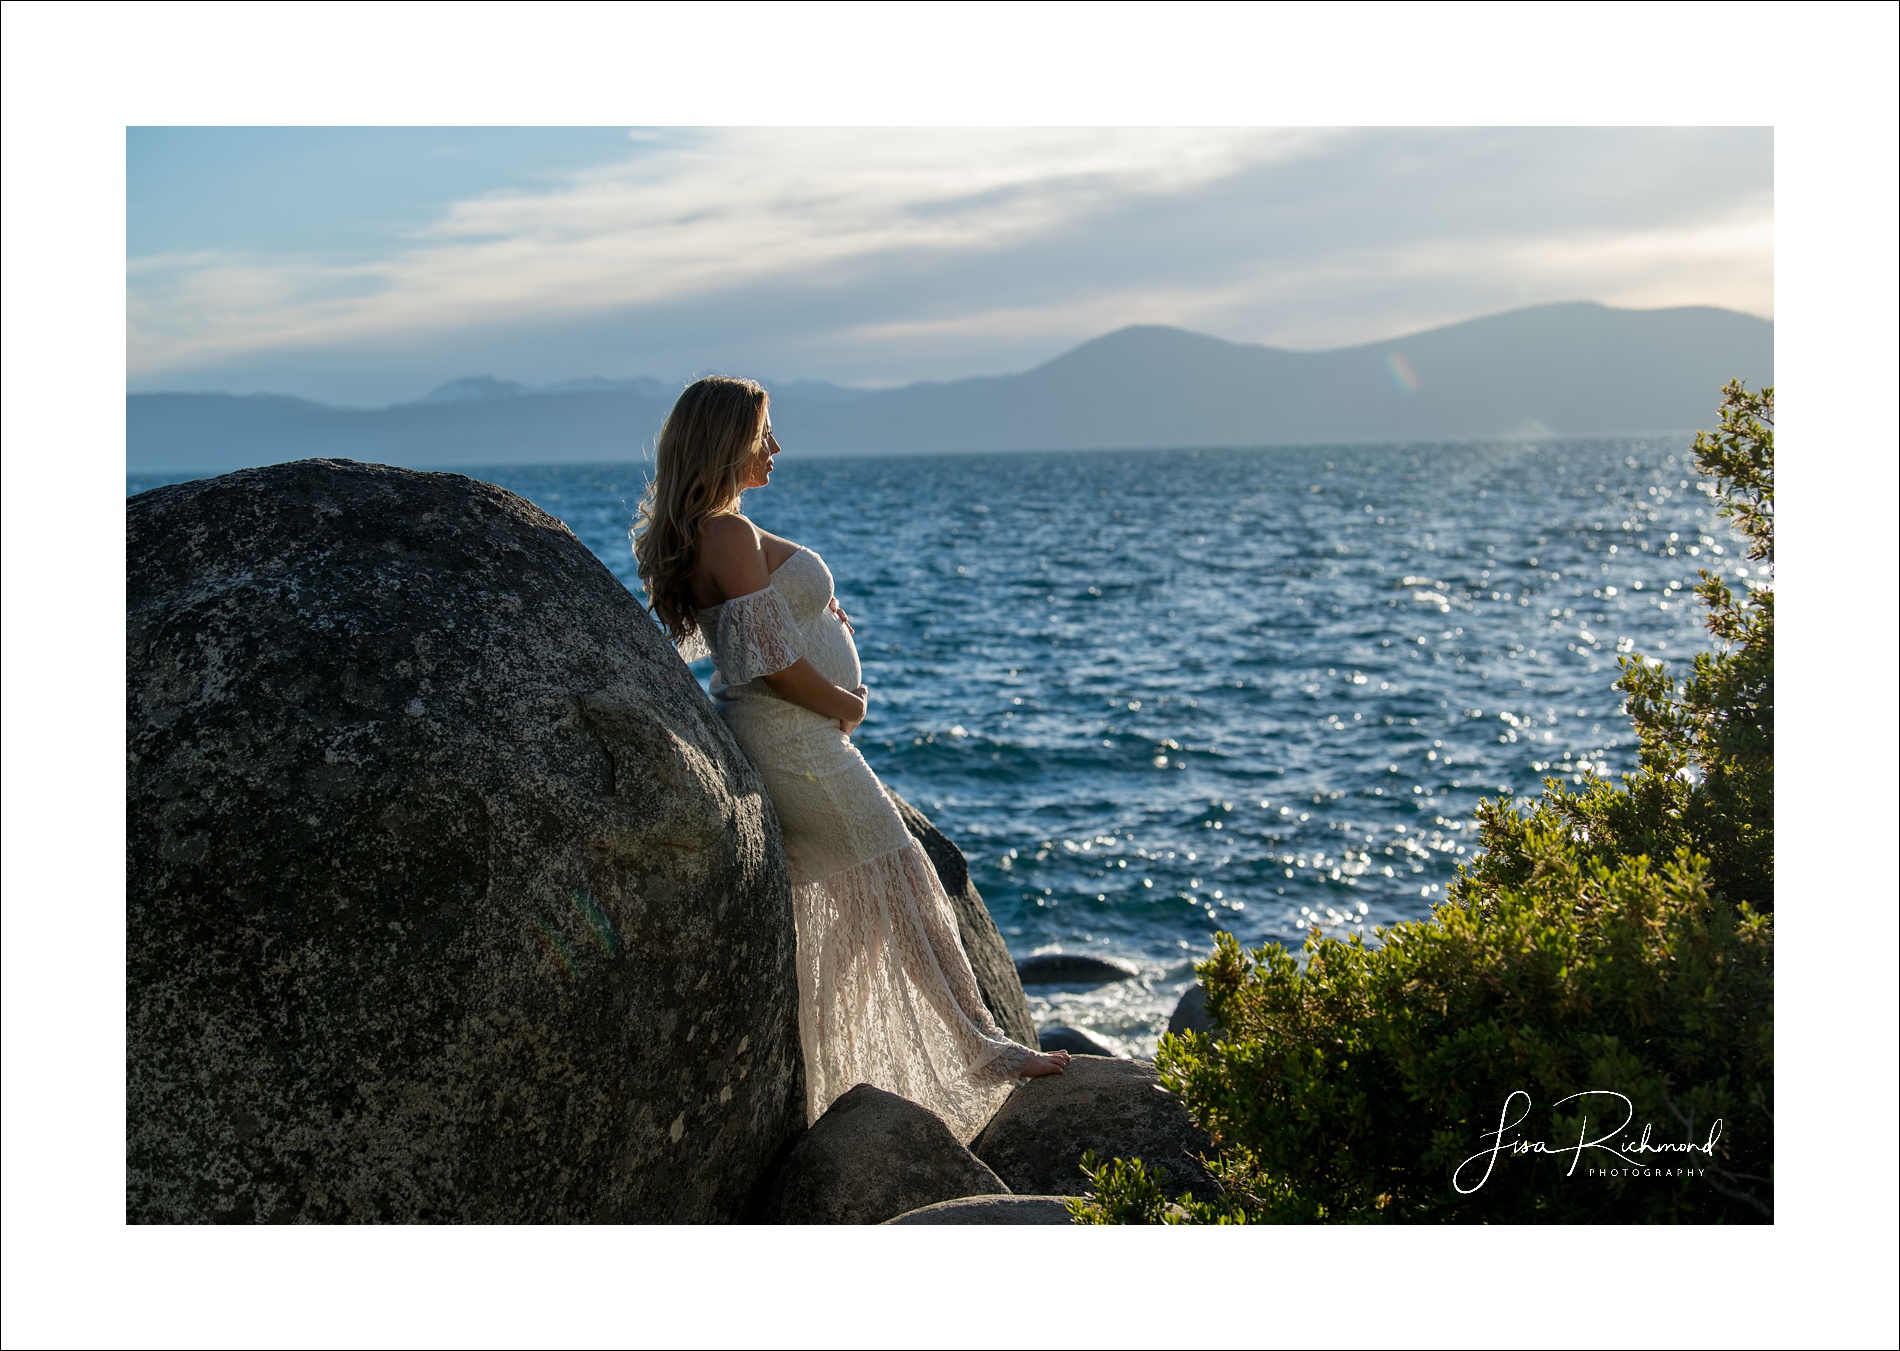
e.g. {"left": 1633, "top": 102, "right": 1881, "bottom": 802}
{"left": 971, "top": 1057, "right": 1215, "bottom": 1200}
{"left": 884, "top": 790, "right": 1038, "bottom": 1049}
{"left": 127, "top": 459, "right": 804, "bottom": 1223}
{"left": 758, "top": 1084, "right": 1009, "bottom": 1224}
{"left": 885, "top": 1195, "right": 1074, "bottom": 1225}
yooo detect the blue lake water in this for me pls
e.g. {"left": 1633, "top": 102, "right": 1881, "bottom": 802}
{"left": 131, "top": 438, "right": 1756, "bottom": 1052}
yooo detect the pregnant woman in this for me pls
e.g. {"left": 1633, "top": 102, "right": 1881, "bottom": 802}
{"left": 634, "top": 376, "right": 1067, "bottom": 1140}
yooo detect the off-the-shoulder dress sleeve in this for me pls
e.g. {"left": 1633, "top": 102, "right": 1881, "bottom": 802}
{"left": 710, "top": 586, "right": 803, "bottom": 681}
{"left": 674, "top": 627, "right": 711, "bottom": 663}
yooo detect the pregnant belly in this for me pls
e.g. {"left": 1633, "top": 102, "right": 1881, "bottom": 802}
{"left": 804, "top": 612, "right": 862, "bottom": 690}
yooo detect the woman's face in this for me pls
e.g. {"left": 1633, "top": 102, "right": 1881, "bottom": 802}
{"left": 740, "top": 413, "right": 779, "bottom": 489}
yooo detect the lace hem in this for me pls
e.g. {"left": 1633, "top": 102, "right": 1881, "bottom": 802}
{"left": 792, "top": 839, "right": 1035, "bottom": 1141}
{"left": 707, "top": 586, "right": 802, "bottom": 683}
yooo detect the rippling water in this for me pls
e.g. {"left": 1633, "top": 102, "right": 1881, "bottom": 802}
{"left": 132, "top": 438, "right": 1755, "bottom": 1052}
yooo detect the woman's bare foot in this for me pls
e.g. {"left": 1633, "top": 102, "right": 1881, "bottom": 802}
{"left": 1018, "top": 1049, "right": 1071, "bottom": 1078}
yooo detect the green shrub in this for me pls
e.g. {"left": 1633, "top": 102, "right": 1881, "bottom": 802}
{"left": 1073, "top": 385, "right": 1774, "bottom": 1224}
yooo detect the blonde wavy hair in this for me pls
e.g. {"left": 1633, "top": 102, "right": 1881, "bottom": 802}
{"left": 633, "top": 375, "right": 770, "bottom": 642}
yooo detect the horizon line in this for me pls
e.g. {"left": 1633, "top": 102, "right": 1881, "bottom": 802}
{"left": 127, "top": 429, "right": 1713, "bottom": 484}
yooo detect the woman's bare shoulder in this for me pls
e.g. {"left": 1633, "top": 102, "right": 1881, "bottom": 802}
{"left": 755, "top": 525, "right": 801, "bottom": 570}
{"left": 699, "top": 512, "right": 761, "bottom": 555}
{"left": 712, "top": 514, "right": 799, "bottom": 568}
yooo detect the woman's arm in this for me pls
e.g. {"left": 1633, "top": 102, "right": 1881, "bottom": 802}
{"left": 762, "top": 662, "right": 867, "bottom": 734}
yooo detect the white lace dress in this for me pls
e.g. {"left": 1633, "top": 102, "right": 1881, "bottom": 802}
{"left": 687, "top": 546, "right": 1034, "bottom": 1140}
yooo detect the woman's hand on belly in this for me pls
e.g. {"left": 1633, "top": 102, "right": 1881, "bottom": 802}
{"left": 841, "top": 684, "right": 868, "bottom": 737}
{"left": 806, "top": 610, "right": 863, "bottom": 691}
{"left": 827, "top": 597, "right": 853, "bottom": 633}
{"left": 760, "top": 658, "right": 868, "bottom": 733}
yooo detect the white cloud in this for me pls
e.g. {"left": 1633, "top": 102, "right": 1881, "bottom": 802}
{"left": 126, "top": 127, "right": 1774, "bottom": 400}
{"left": 1192, "top": 205, "right": 1776, "bottom": 351}
{"left": 1496, "top": 209, "right": 1774, "bottom": 313}
{"left": 127, "top": 128, "right": 1323, "bottom": 380}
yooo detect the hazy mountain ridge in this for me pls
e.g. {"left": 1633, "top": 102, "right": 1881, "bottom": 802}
{"left": 129, "top": 303, "right": 1772, "bottom": 473}
{"left": 412, "top": 375, "right": 679, "bottom": 404}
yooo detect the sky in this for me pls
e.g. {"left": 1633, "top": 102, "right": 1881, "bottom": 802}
{"left": 127, "top": 126, "right": 1773, "bottom": 407}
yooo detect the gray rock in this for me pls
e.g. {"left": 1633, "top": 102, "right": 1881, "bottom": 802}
{"left": 972, "top": 1056, "right": 1216, "bottom": 1200}
{"left": 1166, "top": 982, "right": 1218, "bottom": 1038}
{"left": 758, "top": 1084, "right": 1009, "bottom": 1225}
{"left": 127, "top": 459, "right": 804, "bottom": 1223}
{"left": 885, "top": 789, "right": 1038, "bottom": 1049}
{"left": 1014, "top": 952, "right": 1140, "bottom": 986}
{"left": 885, "top": 1195, "right": 1075, "bottom": 1225}
{"left": 1038, "top": 1026, "right": 1121, "bottom": 1057}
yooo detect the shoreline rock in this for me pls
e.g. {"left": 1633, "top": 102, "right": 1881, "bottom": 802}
{"left": 1014, "top": 953, "right": 1140, "bottom": 987}
{"left": 1166, "top": 982, "right": 1218, "bottom": 1038}
{"left": 127, "top": 459, "right": 804, "bottom": 1222}
{"left": 1038, "top": 1025, "right": 1121, "bottom": 1057}
{"left": 886, "top": 1195, "right": 1075, "bottom": 1225}
{"left": 758, "top": 1084, "right": 1009, "bottom": 1225}
{"left": 971, "top": 1056, "right": 1216, "bottom": 1200}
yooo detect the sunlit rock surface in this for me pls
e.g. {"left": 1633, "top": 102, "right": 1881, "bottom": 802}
{"left": 885, "top": 1194, "right": 1075, "bottom": 1224}
{"left": 758, "top": 1084, "right": 1008, "bottom": 1225}
{"left": 971, "top": 1056, "right": 1215, "bottom": 1200}
{"left": 127, "top": 458, "right": 803, "bottom": 1222}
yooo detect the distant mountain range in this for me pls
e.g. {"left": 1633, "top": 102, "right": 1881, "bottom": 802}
{"left": 128, "top": 302, "right": 1772, "bottom": 473}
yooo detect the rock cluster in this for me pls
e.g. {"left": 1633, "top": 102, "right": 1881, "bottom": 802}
{"left": 127, "top": 460, "right": 804, "bottom": 1223}
{"left": 755, "top": 1057, "right": 1215, "bottom": 1221}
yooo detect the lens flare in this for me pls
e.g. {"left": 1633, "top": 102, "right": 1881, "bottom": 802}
{"left": 532, "top": 920, "right": 577, "bottom": 980}
{"left": 533, "top": 892, "right": 620, "bottom": 979}
{"left": 569, "top": 890, "right": 621, "bottom": 956}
